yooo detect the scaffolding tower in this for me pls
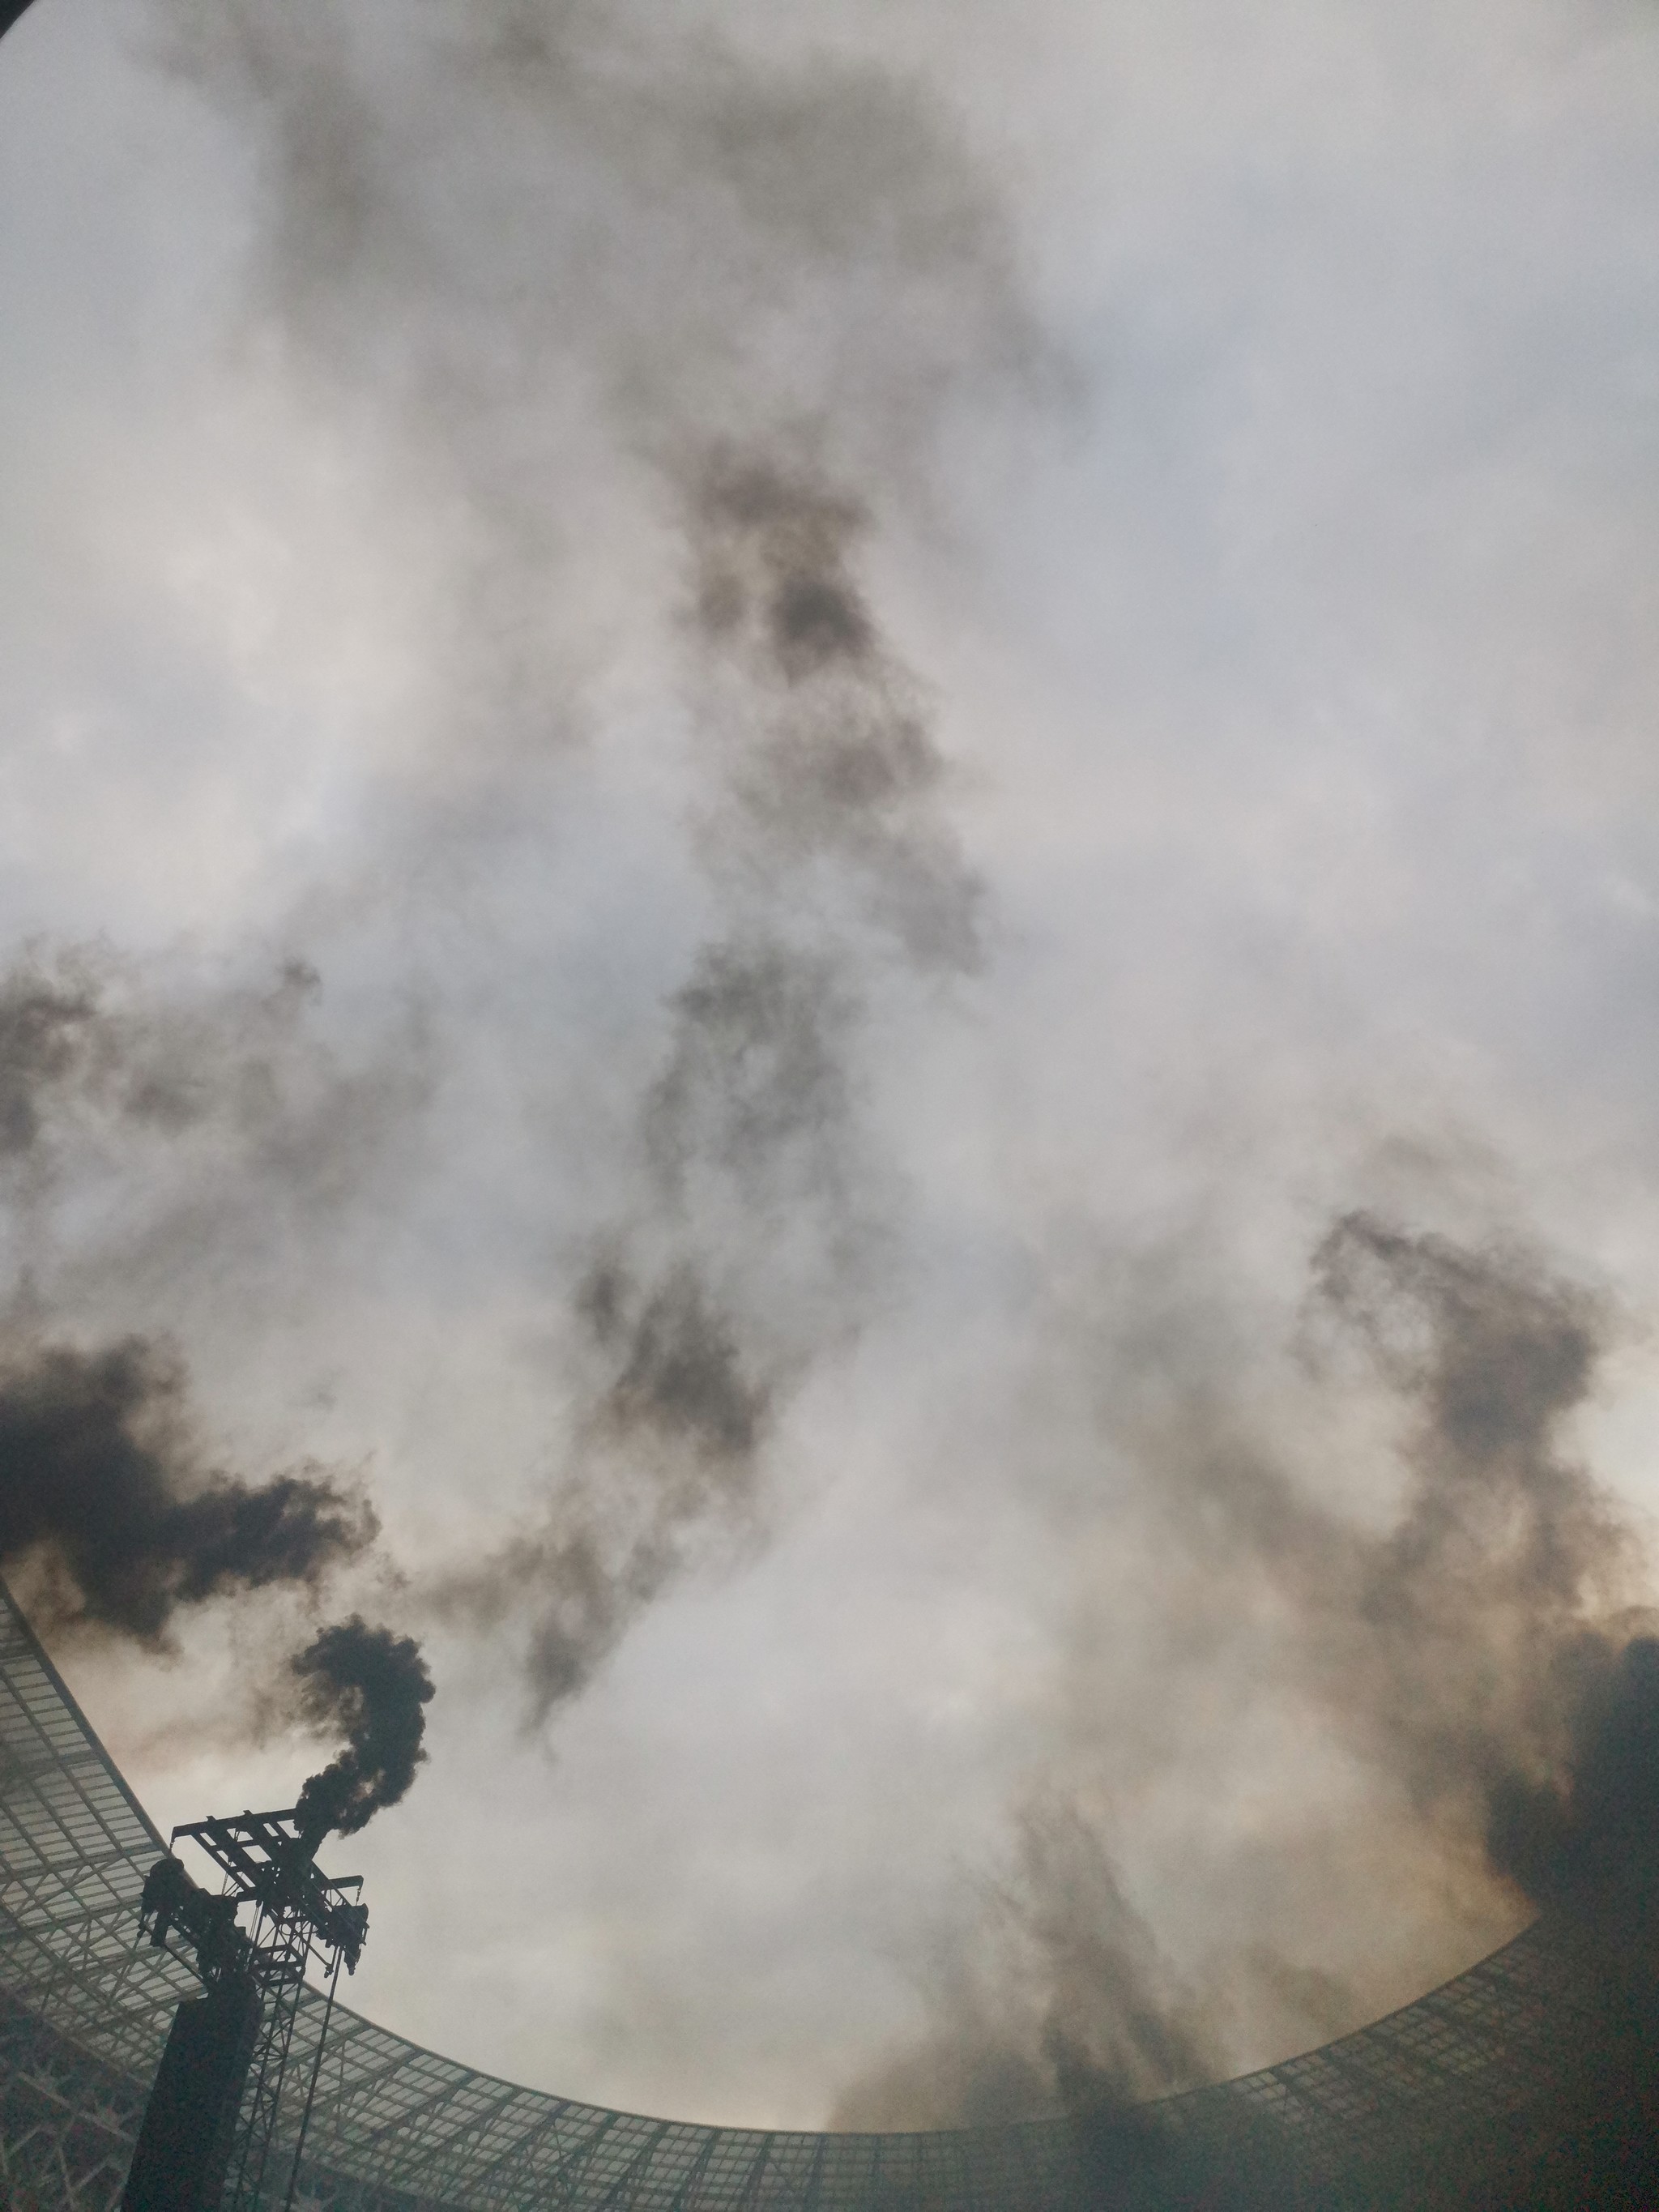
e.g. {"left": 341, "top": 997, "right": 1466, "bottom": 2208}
{"left": 125, "top": 1808, "right": 366, "bottom": 2212}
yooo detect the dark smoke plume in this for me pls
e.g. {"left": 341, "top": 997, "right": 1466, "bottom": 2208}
{"left": 0, "top": 962, "right": 100, "bottom": 1159}
{"left": 0, "top": 1334, "right": 434, "bottom": 1843}
{"left": 478, "top": 451, "right": 986, "bottom": 1711}
{"left": 1486, "top": 1632, "right": 1659, "bottom": 1905}
{"left": 138, "top": 0, "right": 1013, "bottom": 1732}
{"left": 686, "top": 452, "right": 981, "bottom": 973}
{"left": 831, "top": 1803, "right": 1221, "bottom": 2131}
{"left": 1306, "top": 1211, "right": 1640, "bottom": 1878}
{"left": 583, "top": 1261, "right": 770, "bottom": 1467}
{"left": 838, "top": 1211, "right": 1658, "bottom": 2127}
{"left": 292, "top": 1616, "right": 436, "bottom": 1843}
{"left": 0, "top": 947, "right": 348, "bottom": 1160}
{"left": 0, "top": 1335, "right": 374, "bottom": 1642}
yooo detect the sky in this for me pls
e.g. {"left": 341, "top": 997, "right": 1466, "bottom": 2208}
{"left": 4, "top": 0, "right": 1659, "bottom": 2135}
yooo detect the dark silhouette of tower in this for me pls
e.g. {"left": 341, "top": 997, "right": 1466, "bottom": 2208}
{"left": 119, "top": 1812, "right": 366, "bottom": 2212}
{"left": 121, "top": 1977, "right": 261, "bottom": 2212}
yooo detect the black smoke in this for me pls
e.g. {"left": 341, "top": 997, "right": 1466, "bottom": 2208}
{"left": 686, "top": 452, "right": 982, "bottom": 972}
{"left": 0, "top": 963, "right": 99, "bottom": 1159}
{"left": 147, "top": 0, "right": 1011, "bottom": 1726}
{"left": 0, "top": 1334, "right": 373, "bottom": 1642}
{"left": 1305, "top": 1211, "right": 1640, "bottom": 1881}
{"left": 583, "top": 1262, "right": 770, "bottom": 1466}
{"left": 835, "top": 1210, "right": 1659, "bottom": 2126}
{"left": 475, "top": 448, "right": 987, "bottom": 1713}
{"left": 1486, "top": 1633, "right": 1659, "bottom": 1905}
{"left": 0, "top": 1334, "right": 435, "bottom": 1845}
{"left": 0, "top": 947, "right": 354, "bottom": 1165}
{"left": 292, "top": 1616, "right": 436, "bottom": 1844}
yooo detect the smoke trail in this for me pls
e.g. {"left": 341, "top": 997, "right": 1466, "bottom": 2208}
{"left": 113, "top": 0, "right": 1027, "bottom": 1723}
{"left": 450, "top": 946, "right": 851, "bottom": 1715}
{"left": 836, "top": 1210, "right": 1657, "bottom": 2125}
{"left": 0, "top": 1326, "right": 437, "bottom": 1838}
{"left": 291, "top": 1616, "right": 436, "bottom": 1843}
{"left": 0, "top": 1334, "right": 373, "bottom": 1643}
{"left": 0, "top": 942, "right": 429, "bottom": 1326}
{"left": 832, "top": 1802, "right": 1221, "bottom": 2129}
{"left": 684, "top": 452, "right": 982, "bottom": 971}
{"left": 484, "top": 541, "right": 978, "bottom": 1715}
{"left": 1303, "top": 1211, "right": 1637, "bottom": 1866}
{"left": 432, "top": 450, "right": 987, "bottom": 1715}
{"left": 0, "top": 960, "right": 100, "bottom": 1161}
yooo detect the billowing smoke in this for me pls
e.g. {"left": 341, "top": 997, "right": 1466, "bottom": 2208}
{"left": 0, "top": 1326, "right": 436, "bottom": 1841}
{"left": 438, "top": 448, "right": 986, "bottom": 1712}
{"left": 0, "top": 1334, "right": 373, "bottom": 1642}
{"left": 1303, "top": 1212, "right": 1640, "bottom": 1881}
{"left": 128, "top": 0, "right": 1015, "bottom": 1725}
{"left": 1486, "top": 1634, "right": 1659, "bottom": 1905}
{"left": 12, "top": 0, "right": 1659, "bottom": 2139}
{"left": 0, "top": 962, "right": 100, "bottom": 1160}
{"left": 835, "top": 1210, "right": 1659, "bottom": 2124}
{"left": 683, "top": 453, "right": 982, "bottom": 971}
{"left": 292, "top": 1616, "right": 436, "bottom": 1843}
{"left": 833, "top": 1802, "right": 1222, "bottom": 2129}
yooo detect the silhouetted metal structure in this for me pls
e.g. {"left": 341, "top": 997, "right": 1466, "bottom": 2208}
{"left": 1, "top": 1573, "right": 1657, "bottom": 2210}
{"left": 122, "top": 1809, "right": 366, "bottom": 2212}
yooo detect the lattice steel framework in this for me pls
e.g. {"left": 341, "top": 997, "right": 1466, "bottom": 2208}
{"left": 2, "top": 1573, "right": 1655, "bottom": 2211}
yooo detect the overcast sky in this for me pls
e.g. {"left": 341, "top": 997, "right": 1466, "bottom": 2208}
{"left": 5, "top": 0, "right": 1659, "bottom": 2134}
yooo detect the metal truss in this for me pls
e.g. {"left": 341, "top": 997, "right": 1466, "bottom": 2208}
{"left": 142, "top": 1806, "right": 369, "bottom": 2212}
{"left": 2, "top": 1572, "right": 1654, "bottom": 2210}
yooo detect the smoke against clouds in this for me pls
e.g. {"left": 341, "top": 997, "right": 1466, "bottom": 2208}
{"left": 429, "top": 445, "right": 987, "bottom": 1707}
{"left": 833, "top": 1214, "right": 1659, "bottom": 2123}
{"left": 6, "top": 0, "right": 1659, "bottom": 2136}
{"left": 685, "top": 454, "right": 981, "bottom": 972}
{"left": 0, "top": 945, "right": 327, "bottom": 1165}
{"left": 0, "top": 1333, "right": 373, "bottom": 1642}
{"left": 833, "top": 1803, "right": 1222, "bottom": 2129}
{"left": 1303, "top": 1215, "right": 1636, "bottom": 1868}
{"left": 586, "top": 1259, "right": 768, "bottom": 1468}
{"left": 122, "top": 0, "right": 1004, "bottom": 1727}
{"left": 0, "top": 942, "right": 429, "bottom": 1292}
{"left": 0, "top": 961, "right": 100, "bottom": 1160}
{"left": 0, "top": 937, "right": 436, "bottom": 1837}
{"left": 0, "top": 1322, "right": 437, "bottom": 1850}
{"left": 292, "top": 1616, "right": 436, "bottom": 1843}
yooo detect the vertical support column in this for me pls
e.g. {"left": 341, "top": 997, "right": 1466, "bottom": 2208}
{"left": 122, "top": 1978, "right": 260, "bottom": 2212}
